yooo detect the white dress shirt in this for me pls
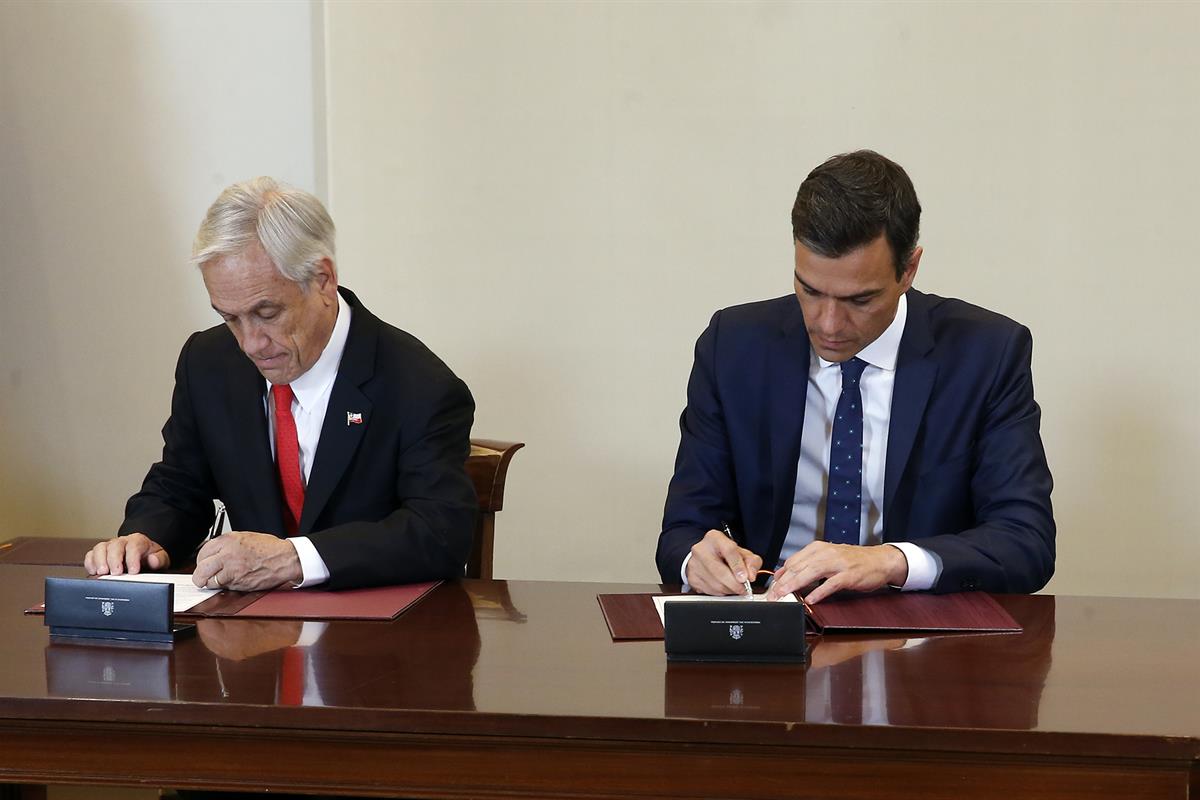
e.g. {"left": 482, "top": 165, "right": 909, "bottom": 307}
{"left": 264, "top": 292, "right": 351, "bottom": 588}
{"left": 779, "top": 294, "right": 939, "bottom": 590}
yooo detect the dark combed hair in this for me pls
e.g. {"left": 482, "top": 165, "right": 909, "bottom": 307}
{"left": 790, "top": 150, "right": 921, "bottom": 279}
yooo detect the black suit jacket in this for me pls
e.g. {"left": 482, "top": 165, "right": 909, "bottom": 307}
{"left": 657, "top": 288, "right": 1055, "bottom": 593}
{"left": 119, "top": 287, "right": 477, "bottom": 589}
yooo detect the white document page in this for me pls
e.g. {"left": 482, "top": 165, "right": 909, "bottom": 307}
{"left": 652, "top": 593, "right": 797, "bottom": 626}
{"left": 99, "top": 573, "right": 219, "bottom": 613}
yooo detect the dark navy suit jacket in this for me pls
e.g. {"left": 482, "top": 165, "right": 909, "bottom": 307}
{"left": 657, "top": 289, "right": 1055, "bottom": 594}
{"left": 119, "top": 287, "right": 477, "bottom": 589}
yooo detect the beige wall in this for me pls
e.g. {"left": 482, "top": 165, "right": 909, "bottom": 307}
{"left": 0, "top": 1, "right": 324, "bottom": 537}
{"left": 3, "top": 2, "right": 1197, "bottom": 600}
{"left": 326, "top": 1, "right": 1200, "bottom": 598}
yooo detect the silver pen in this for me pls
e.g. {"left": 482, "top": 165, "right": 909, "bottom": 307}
{"left": 721, "top": 521, "right": 754, "bottom": 598}
{"left": 194, "top": 501, "right": 227, "bottom": 560}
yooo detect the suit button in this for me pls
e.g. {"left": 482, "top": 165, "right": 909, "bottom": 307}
{"left": 961, "top": 578, "right": 978, "bottom": 590}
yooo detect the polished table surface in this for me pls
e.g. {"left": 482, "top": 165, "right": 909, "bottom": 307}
{"left": 0, "top": 549, "right": 1197, "bottom": 798}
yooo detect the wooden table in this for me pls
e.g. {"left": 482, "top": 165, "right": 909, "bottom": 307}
{"left": 0, "top": 541, "right": 1197, "bottom": 799}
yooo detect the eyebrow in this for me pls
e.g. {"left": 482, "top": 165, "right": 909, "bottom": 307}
{"left": 794, "top": 272, "right": 884, "bottom": 303}
{"left": 212, "top": 300, "right": 283, "bottom": 318}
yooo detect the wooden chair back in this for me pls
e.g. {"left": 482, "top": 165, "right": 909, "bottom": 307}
{"left": 464, "top": 439, "right": 524, "bottom": 580}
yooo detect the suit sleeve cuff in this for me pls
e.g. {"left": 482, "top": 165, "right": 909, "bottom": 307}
{"left": 887, "top": 542, "right": 941, "bottom": 591}
{"left": 288, "top": 537, "right": 330, "bottom": 588}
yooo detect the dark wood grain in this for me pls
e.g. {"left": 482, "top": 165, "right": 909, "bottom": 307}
{"left": 0, "top": 538, "right": 97, "bottom": 566}
{"left": 1, "top": 560, "right": 1198, "bottom": 799}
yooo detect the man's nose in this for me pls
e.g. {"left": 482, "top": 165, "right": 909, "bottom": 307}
{"left": 812, "top": 299, "right": 846, "bottom": 333}
{"left": 240, "top": 321, "right": 272, "bottom": 356}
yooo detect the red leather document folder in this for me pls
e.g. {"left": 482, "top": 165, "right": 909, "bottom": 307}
{"left": 228, "top": 581, "right": 440, "bottom": 621}
{"left": 598, "top": 591, "right": 1021, "bottom": 641}
{"left": 804, "top": 591, "right": 1021, "bottom": 634}
{"left": 598, "top": 593, "right": 664, "bottom": 640}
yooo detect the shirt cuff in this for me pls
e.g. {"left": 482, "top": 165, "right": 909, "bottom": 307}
{"left": 680, "top": 551, "right": 694, "bottom": 592}
{"left": 288, "top": 537, "right": 330, "bottom": 588}
{"left": 296, "top": 620, "right": 329, "bottom": 646}
{"left": 887, "top": 542, "right": 942, "bottom": 591}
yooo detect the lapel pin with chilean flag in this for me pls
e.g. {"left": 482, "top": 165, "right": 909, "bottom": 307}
{"left": 346, "top": 411, "right": 364, "bottom": 426}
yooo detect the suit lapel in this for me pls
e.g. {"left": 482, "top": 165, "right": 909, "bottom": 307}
{"left": 299, "top": 290, "right": 377, "bottom": 534}
{"left": 225, "top": 349, "right": 286, "bottom": 532}
{"left": 765, "top": 304, "right": 811, "bottom": 566}
{"left": 884, "top": 290, "right": 937, "bottom": 520}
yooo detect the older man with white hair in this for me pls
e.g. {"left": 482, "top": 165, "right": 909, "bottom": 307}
{"left": 85, "top": 177, "right": 477, "bottom": 591}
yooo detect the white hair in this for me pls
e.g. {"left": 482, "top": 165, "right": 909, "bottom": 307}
{"left": 191, "top": 177, "right": 335, "bottom": 285}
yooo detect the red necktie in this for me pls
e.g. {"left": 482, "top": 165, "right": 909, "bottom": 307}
{"left": 272, "top": 384, "right": 305, "bottom": 535}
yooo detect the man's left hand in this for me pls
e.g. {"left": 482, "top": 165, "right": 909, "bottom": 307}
{"left": 192, "top": 532, "right": 303, "bottom": 591}
{"left": 766, "top": 542, "right": 909, "bottom": 603}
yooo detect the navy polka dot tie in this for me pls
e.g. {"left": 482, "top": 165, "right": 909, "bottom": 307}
{"left": 823, "top": 357, "right": 868, "bottom": 545}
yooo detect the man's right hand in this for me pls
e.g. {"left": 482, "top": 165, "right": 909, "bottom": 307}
{"left": 197, "top": 619, "right": 302, "bottom": 661}
{"left": 684, "top": 529, "right": 763, "bottom": 596}
{"left": 84, "top": 533, "right": 170, "bottom": 576}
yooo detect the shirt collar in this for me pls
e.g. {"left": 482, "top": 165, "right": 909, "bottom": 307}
{"left": 813, "top": 292, "right": 907, "bottom": 373}
{"left": 266, "top": 291, "right": 352, "bottom": 412}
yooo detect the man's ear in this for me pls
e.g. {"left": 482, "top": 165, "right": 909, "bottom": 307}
{"left": 899, "top": 246, "right": 922, "bottom": 292}
{"left": 312, "top": 257, "right": 339, "bottom": 301}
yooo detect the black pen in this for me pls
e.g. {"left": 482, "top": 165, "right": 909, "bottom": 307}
{"left": 721, "top": 521, "right": 754, "bottom": 598}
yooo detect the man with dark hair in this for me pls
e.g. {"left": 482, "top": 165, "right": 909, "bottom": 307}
{"left": 657, "top": 150, "right": 1054, "bottom": 603}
